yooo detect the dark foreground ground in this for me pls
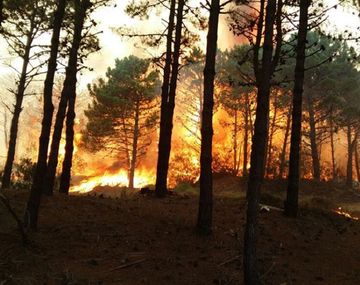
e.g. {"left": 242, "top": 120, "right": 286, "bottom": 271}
{"left": 1, "top": 176, "right": 360, "bottom": 284}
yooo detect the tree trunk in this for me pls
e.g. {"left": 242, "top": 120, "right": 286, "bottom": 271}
{"left": 155, "top": 0, "right": 184, "bottom": 197}
{"left": 355, "top": 140, "right": 360, "bottom": 182}
{"left": 25, "top": 0, "right": 66, "bottom": 228}
{"left": 242, "top": 92, "right": 250, "bottom": 177}
{"left": 244, "top": 1, "right": 277, "bottom": 283}
{"left": 346, "top": 124, "right": 354, "bottom": 188}
{"left": 233, "top": 109, "right": 239, "bottom": 175}
{"left": 58, "top": 0, "right": 88, "bottom": 195}
{"left": 244, "top": 0, "right": 282, "bottom": 285}
{"left": 44, "top": 0, "right": 87, "bottom": 196}
{"left": 306, "top": 92, "right": 321, "bottom": 180}
{"left": 278, "top": 103, "right": 292, "bottom": 179}
{"left": 196, "top": 0, "right": 220, "bottom": 235}
{"left": 329, "top": 110, "right": 336, "bottom": 180}
{"left": 59, "top": 88, "right": 76, "bottom": 194}
{"left": 3, "top": 107, "right": 8, "bottom": 150}
{"left": 1, "top": 22, "right": 34, "bottom": 189}
{"left": 266, "top": 94, "right": 278, "bottom": 178}
{"left": 129, "top": 100, "right": 140, "bottom": 190}
{"left": 284, "top": 0, "right": 310, "bottom": 218}
{"left": 154, "top": 0, "right": 176, "bottom": 197}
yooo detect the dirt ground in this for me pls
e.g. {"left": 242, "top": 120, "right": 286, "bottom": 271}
{"left": 1, "top": 176, "right": 360, "bottom": 284}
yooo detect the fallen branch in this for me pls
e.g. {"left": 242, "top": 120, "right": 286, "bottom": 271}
{"left": 0, "top": 192, "right": 28, "bottom": 245}
{"left": 259, "top": 203, "right": 283, "bottom": 212}
{"left": 106, "top": 258, "right": 147, "bottom": 273}
{"left": 218, "top": 255, "right": 241, "bottom": 267}
{"left": 260, "top": 262, "right": 276, "bottom": 280}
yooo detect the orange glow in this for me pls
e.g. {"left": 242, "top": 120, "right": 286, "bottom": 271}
{"left": 70, "top": 168, "right": 155, "bottom": 193}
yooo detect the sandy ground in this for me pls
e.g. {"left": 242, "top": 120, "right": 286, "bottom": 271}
{"left": 1, "top": 177, "right": 360, "bottom": 284}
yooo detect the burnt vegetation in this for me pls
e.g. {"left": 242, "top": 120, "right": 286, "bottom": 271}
{"left": 1, "top": 0, "right": 360, "bottom": 284}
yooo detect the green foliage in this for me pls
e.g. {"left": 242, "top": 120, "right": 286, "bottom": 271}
{"left": 82, "top": 55, "right": 160, "bottom": 171}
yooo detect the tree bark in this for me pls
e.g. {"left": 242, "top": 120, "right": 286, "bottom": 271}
{"left": 58, "top": 0, "right": 89, "bottom": 195}
{"left": 329, "top": 109, "right": 336, "bottom": 180}
{"left": 346, "top": 123, "right": 357, "bottom": 188}
{"left": 44, "top": 0, "right": 87, "bottom": 196}
{"left": 154, "top": 0, "right": 176, "bottom": 197}
{"left": 233, "top": 109, "right": 239, "bottom": 175}
{"left": 128, "top": 100, "right": 140, "bottom": 190}
{"left": 196, "top": 0, "right": 220, "bottom": 235}
{"left": 284, "top": 0, "right": 310, "bottom": 218}
{"left": 244, "top": 1, "right": 277, "bottom": 283}
{"left": 305, "top": 92, "right": 321, "bottom": 180}
{"left": 1, "top": 20, "right": 34, "bottom": 189}
{"left": 242, "top": 92, "right": 250, "bottom": 177}
{"left": 25, "top": 0, "right": 66, "bottom": 228}
{"left": 278, "top": 103, "right": 292, "bottom": 179}
{"left": 266, "top": 94, "right": 278, "bottom": 178}
{"left": 355, "top": 140, "right": 360, "bottom": 182}
{"left": 155, "top": 0, "right": 184, "bottom": 197}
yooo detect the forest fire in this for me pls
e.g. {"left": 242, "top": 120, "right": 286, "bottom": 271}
{"left": 70, "top": 169, "right": 155, "bottom": 193}
{"left": 333, "top": 207, "right": 359, "bottom": 221}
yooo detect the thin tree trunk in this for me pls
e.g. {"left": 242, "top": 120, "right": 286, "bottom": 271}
{"left": 58, "top": 88, "right": 76, "bottom": 194}
{"left": 196, "top": 0, "right": 220, "bottom": 235}
{"left": 233, "top": 109, "right": 238, "bottom": 175}
{"left": 155, "top": 0, "right": 184, "bottom": 197}
{"left": 355, "top": 140, "right": 360, "bottom": 182}
{"left": 2, "top": 22, "right": 34, "bottom": 189}
{"left": 25, "top": 0, "right": 66, "bottom": 228}
{"left": 3, "top": 107, "right": 8, "bottom": 150}
{"left": 329, "top": 110, "right": 336, "bottom": 180}
{"left": 244, "top": 0, "right": 286, "bottom": 278}
{"left": 346, "top": 124, "right": 354, "bottom": 188}
{"left": 284, "top": 0, "right": 310, "bottom": 218}
{"left": 278, "top": 103, "right": 292, "bottom": 179}
{"left": 44, "top": 0, "right": 87, "bottom": 196}
{"left": 242, "top": 92, "right": 250, "bottom": 177}
{"left": 306, "top": 92, "right": 321, "bottom": 180}
{"left": 59, "top": 0, "right": 89, "bottom": 195}
{"left": 129, "top": 101, "right": 140, "bottom": 190}
{"left": 266, "top": 94, "right": 278, "bottom": 178}
{"left": 154, "top": 0, "right": 176, "bottom": 197}
{"left": 0, "top": 0, "right": 3, "bottom": 25}
{"left": 244, "top": 1, "right": 277, "bottom": 283}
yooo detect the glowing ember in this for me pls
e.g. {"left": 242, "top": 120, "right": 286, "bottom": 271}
{"left": 70, "top": 169, "right": 155, "bottom": 193}
{"left": 333, "top": 207, "right": 359, "bottom": 220}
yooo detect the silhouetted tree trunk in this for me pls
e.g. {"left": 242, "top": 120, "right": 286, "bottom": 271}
{"left": 266, "top": 94, "right": 278, "bottom": 178}
{"left": 128, "top": 100, "right": 140, "bottom": 190}
{"left": 155, "top": 0, "right": 184, "bottom": 197}
{"left": 233, "top": 109, "right": 239, "bottom": 175}
{"left": 45, "top": 0, "right": 87, "bottom": 195}
{"left": 346, "top": 123, "right": 357, "bottom": 188}
{"left": 196, "top": 0, "right": 220, "bottom": 235}
{"left": 329, "top": 108, "right": 337, "bottom": 180}
{"left": 59, "top": 0, "right": 89, "bottom": 195}
{"left": 355, "top": 140, "right": 360, "bottom": 182}
{"left": 284, "top": 0, "right": 310, "bottom": 218}
{"left": 278, "top": 103, "right": 292, "bottom": 179}
{"left": 25, "top": 0, "right": 66, "bottom": 228}
{"left": 0, "top": 0, "right": 3, "bottom": 25}
{"left": 305, "top": 92, "right": 321, "bottom": 180}
{"left": 244, "top": 0, "right": 279, "bottom": 283}
{"left": 155, "top": 0, "right": 176, "bottom": 197}
{"left": 242, "top": 92, "right": 250, "bottom": 177}
{"left": 1, "top": 21, "right": 34, "bottom": 189}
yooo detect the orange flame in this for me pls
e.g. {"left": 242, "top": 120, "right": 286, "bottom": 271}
{"left": 70, "top": 168, "right": 155, "bottom": 193}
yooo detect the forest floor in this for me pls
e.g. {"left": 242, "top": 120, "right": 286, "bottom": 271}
{"left": 1, "top": 176, "right": 360, "bottom": 285}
